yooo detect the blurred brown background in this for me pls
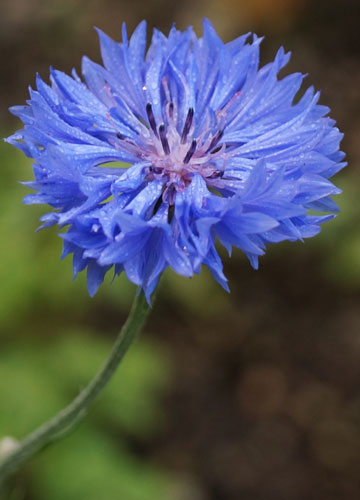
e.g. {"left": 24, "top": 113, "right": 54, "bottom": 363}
{"left": 1, "top": 1, "right": 360, "bottom": 499}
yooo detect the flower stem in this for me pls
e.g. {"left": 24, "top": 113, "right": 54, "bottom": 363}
{"left": 0, "top": 290, "right": 151, "bottom": 483}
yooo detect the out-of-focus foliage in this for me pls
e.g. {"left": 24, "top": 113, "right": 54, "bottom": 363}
{"left": 0, "top": 331, "right": 170, "bottom": 438}
{"left": 318, "top": 177, "right": 360, "bottom": 287}
{"left": 31, "top": 426, "right": 170, "bottom": 500}
{"left": 0, "top": 331, "right": 172, "bottom": 499}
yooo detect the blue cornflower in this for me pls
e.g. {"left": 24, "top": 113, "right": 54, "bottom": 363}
{"left": 7, "top": 20, "right": 345, "bottom": 301}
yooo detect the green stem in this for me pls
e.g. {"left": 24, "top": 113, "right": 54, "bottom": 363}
{"left": 0, "top": 290, "right": 151, "bottom": 483}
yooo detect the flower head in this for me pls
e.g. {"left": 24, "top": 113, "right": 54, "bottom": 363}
{"left": 7, "top": 20, "right": 345, "bottom": 301}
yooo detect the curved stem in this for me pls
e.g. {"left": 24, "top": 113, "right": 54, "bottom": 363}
{"left": 0, "top": 290, "right": 151, "bottom": 483}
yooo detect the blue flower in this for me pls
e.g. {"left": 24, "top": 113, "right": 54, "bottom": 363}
{"left": 7, "top": 20, "right": 345, "bottom": 301}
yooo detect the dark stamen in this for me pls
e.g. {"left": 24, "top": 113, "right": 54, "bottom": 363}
{"left": 206, "top": 129, "right": 224, "bottom": 153}
{"left": 159, "top": 124, "right": 170, "bottom": 155}
{"left": 152, "top": 195, "right": 163, "bottom": 216}
{"left": 208, "top": 170, "right": 224, "bottom": 179}
{"left": 183, "top": 139, "right": 197, "bottom": 164}
{"left": 168, "top": 205, "right": 175, "bottom": 223}
{"left": 116, "top": 132, "right": 125, "bottom": 140}
{"left": 146, "top": 103, "right": 159, "bottom": 138}
{"left": 169, "top": 102, "right": 174, "bottom": 119}
{"left": 181, "top": 107, "right": 194, "bottom": 144}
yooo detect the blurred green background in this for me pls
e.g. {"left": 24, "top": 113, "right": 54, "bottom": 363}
{"left": 1, "top": 1, "right": 360, "bottom": 499}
